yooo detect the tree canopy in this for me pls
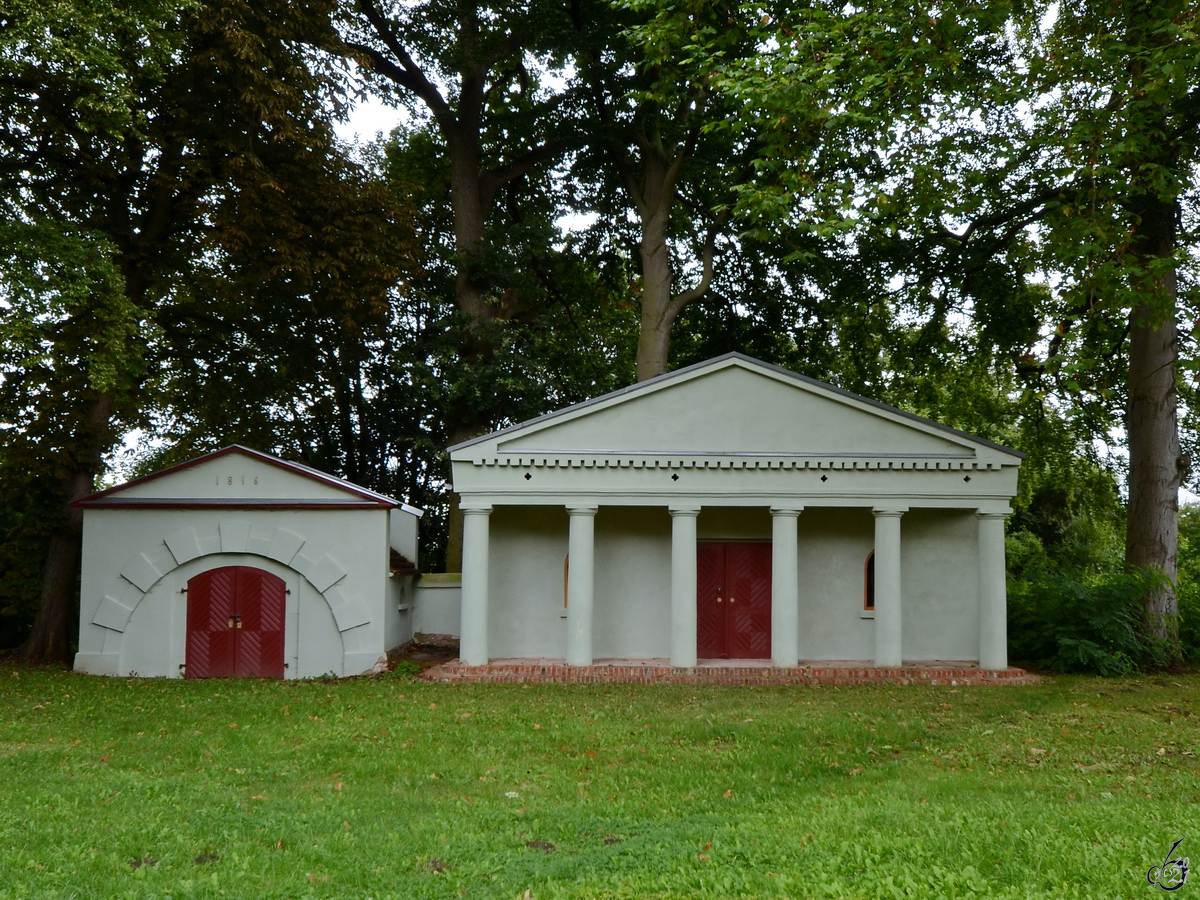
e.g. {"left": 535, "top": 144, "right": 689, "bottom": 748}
{"left": 1, "top": 0, "right": 1197, "bottom": 669}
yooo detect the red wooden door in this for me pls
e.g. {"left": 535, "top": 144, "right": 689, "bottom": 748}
{"left": 186, "top": 567, "right": 286, "bottom": 678}
{"left": 697, "top": 544, "right": 726, "bottom": 657}
{"left": 696, "top": 542, "right": 772, "bottom": 659}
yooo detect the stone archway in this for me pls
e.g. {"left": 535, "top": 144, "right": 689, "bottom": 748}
{"left": 89, "top": 521, "right": 372, "bottom": 673}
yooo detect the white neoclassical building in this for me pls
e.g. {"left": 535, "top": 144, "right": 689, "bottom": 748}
{"left": 449, "top": 354, "right": 1022, "bottom": 671}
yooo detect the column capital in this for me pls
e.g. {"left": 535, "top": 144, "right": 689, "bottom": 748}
{"left": 460, "top": 502, "right": 493, "bottom": 515}
{"left": 872, "top": 507, "right": 907, "bottom": 518}
{"left": 669, "top": 504, "right": 701, "bottom": 517}
{"left": 565, "top": 504, "right": 598, "bottom": 517}
{"left": 769, "top": 506, "right": 803, "bottom": 518}
{"left": 976, "top": 508, "right": 1011, "bottom": 520}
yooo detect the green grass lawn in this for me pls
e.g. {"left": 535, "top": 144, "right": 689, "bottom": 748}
{"left": 1, "top": 665, "right": 1198, "bottom": 899}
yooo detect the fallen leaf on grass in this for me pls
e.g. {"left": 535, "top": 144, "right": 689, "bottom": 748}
{"left": 307, "top": 873, "right": 331, "bottom": 883}
{"left": 275, "top": 840, "right": 284, "bottom": 850}
{"left": 722, "top": 789, "right": 732, "bottom": 799}
{"left": 1028, "top": 748, "right": 1047, "bottom": 756}
{"left": 251, "top": 795, "right": 267, "bottom": 800}
{"left": 130, "top": 857, "right": 157, "bottom": 869}
{"left": 425, "top": 859, "right": 448, "bottom": 874}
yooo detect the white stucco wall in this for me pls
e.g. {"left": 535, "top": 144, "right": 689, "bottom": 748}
{"left": 486, "top": 506, "right": 569, "bottom": 657}
{"left": 76, "top": 507, "right": 391, "bottom": 678}
{"left": 413, "top": 575, "right": 462, "bottom": 637}
{"left": 385, "top": 573, "right": 415, "bottom": 650}
{"left": 594, "top": 507, "right": 672, "bottom": 658}
{"left": 480, "top": 505, "right": 983, "bottom": 662}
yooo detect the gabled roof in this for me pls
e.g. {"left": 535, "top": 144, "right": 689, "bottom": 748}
{"left": 75, "top": 445, "right": 424, "bottom": 514}
{"left": 450, "top": 353, "right": 1024, "bottom": 461}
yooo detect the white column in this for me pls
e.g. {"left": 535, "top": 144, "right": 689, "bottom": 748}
{"left": 566, "top": 505, "right": 598, "bottom": 666}
{"left": 872, "top": 508, "right": 905, "bottom": 668}
{"left": 977, "top": 510, "right": 1010, "bottom": 670}
{"left": 770, "top": 507, "right": 802, "bottom": 667}
{"left": 669, "top": 505, "right": 700, "bottom": 668}
{"left": 459, "top": 504, "right": 492, "bottom": 666}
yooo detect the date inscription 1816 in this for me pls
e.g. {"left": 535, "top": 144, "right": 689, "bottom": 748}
{"left": 215, "top": 475, "right": 259, "bottom": 485}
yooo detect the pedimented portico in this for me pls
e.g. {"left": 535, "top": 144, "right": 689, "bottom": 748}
{"left": 446, "top": 353, "right": 1024, "bottom": 678}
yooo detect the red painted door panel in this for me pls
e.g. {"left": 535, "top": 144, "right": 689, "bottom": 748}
{"left": 186, "top": 566, "right": 286, "bottom": 679}
{"left": 697, "top": 543, "right": 726, "bottom": 658}
{"left": 727, "top": 543, "right": 772, "bottom": 659}
{"left": 696, "top": 542, "right": 771, "bottom": 659}
{"left": 186, "top": 567, "right": 236, "bottom": 677}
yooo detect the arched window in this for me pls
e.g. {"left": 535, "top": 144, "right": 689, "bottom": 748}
{"left": 864, "top": 551, "right": 875, "bottom": 611}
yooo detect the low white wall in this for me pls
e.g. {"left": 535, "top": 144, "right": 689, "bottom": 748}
{"left": 413, "top": 574, "right": 462, "bottom": 637}
{"left": 386, "top": 573, "right": 416, "bottom": 650}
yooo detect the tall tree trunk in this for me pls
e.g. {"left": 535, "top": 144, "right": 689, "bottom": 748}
{"left": 442, "top": 127, "right": 496, "bottom": 571}
{"left": 19, "top": 392, "right": 115, "bottom": 663}
{"left": 447, "top": 126, "right": 491, "bottom": 324}
{"left": 1125, "top": 195, "right": 1183, "bottom": 663}
{"left": 627, "top": 124, "right": 717, "bottom": 382}
{"left": 636, "top": 173, "right": 676, "bottom": 382}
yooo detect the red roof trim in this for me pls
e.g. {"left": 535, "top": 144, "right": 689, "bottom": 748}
{"left": 76, "top": 499, "right": 392, "bottom": 510}
{"left": 72, "top": 445, "right": 406, "bottom": 509}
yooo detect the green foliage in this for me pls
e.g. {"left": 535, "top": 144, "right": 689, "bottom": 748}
{"left": 2, "top": 666, "right": 1199, "bottom": 898}
{"left": 1178, "top": 505, "right": 1200, "bottom": 662}
{"left": 1005, "top": 465, "right": 1183, "bottom": 674}
{"left": 0, "top": 222, "right": 146, "bottom": 648}
{"left": 0, "top": 222, "right": 143, "bottom": 397}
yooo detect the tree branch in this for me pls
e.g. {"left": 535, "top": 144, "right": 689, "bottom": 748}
{"left": 354, "top": 0, "right": 449, "bottom": 120}
{"left": 478, "top": 140, "right": 569, "bottom": 210}
{"left": 667, "top": 208, "right": 730, "bottom": 316}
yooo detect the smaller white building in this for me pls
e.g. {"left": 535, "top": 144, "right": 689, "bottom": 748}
{"left": 73, "top": 445, "right": 422, "bottom": 679}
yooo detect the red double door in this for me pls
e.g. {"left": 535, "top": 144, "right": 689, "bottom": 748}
{"left": 186, "top": 566, "right": 285, "bottom": 678}
{"left": 697, "top": 542, "right": 772, "bottom": 659}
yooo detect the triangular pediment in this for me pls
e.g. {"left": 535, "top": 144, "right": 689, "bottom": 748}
{"left": 78, "top": 446, "right": 410, "bottom": 509}
{"left": 456, "top": 356, "right": 1020, "bottom": 462}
